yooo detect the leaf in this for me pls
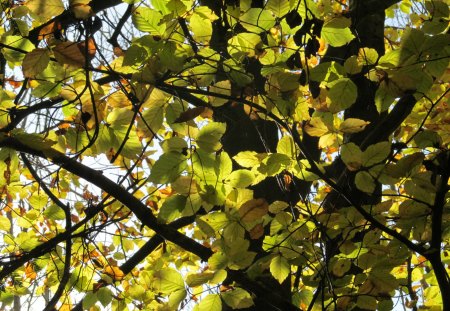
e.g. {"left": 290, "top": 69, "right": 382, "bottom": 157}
{"left": 362, "top": 141, "right": 391, "bottom": 167}
{"left": 304, "top": 117, "right": 330, "bottom": 137}
{"left": 328, "top": 78, "right": 358, "bottom": 112}
{"left": 339, "top": 118, "right": 370, "bottom": 134}
{"left": 174, "top": 107, "right": 207, "bottom": 123}
{"left": 186, "top": 272, "right": 215, "bottom": 287}
{"left": 53, "top": 41, "right": 86, "bottom": 68}
{"left": 321, "top": 17, "right": 355, "bottom": 47}
{"left": 240, "top": 8, "right": 275, "bottom": 33}
{"left": 355, "top": 171, "right": 376, "bottom": 194}
{"left": 266, "top": 0, "right": 290, "bottom": 17}
{"left": 26, "top": 0, "right": 65, "bottom": 19}
{"left": 195, "top": 294, "right": 222, "bottom": 311}
{"left": 190, "top": 13, "right": 213, "bottom": 42}
{"left": 222, "top": 288, "right": 254, "bottom": 309}
{"left": 70, "top": 0, "right": 93, "bottom": 19}
{"left": 332, "top": 258, "right": 351, "bottom": 277}
{"left": 196, "top": 122, "right": 226, "bottom": 152}
{"left": 277, "top": 135, "right": 296, "bottom": 158}
{"left": 233, "top": 151, "right": 261, "bottom": 168}
{"left": 209, "top": 80, "right": 231, "bottom": 107}
{"left": 341, "top": 143, "right": 362, "bottom": 171}
{"left": 0, "top": 216, "right": 11, "bottom": 232}
{"left": 239, "top": 198, "right": 269, "bottom": 223}
{"left": 225, "top": 170, "right": 255, "bottom": 188}
{"left": 149, "top": 152, "right": 187, "bottom": 184}
{"left": 43, "top": 204, "right": 65, "bottom": 220}
{"left": 344, "top": 55, "right": 362, "bottom": 74}
{"left": 132, "top": 7, "right": 165, "bottom": 36}
{"left": 270, "top": 255, "right": 290, "bottom": 283}
{"left": 169, "top": 289, "right": 187, "bottom": 310}
{"left": 22, "top": 48, "right": 50, "bottom": 78}
{"left": 97, "top": 287, "right": 112, "bottom": 307}
{"left": 103, "top": 266, "right": 125, "bottom": 282}
{"left": 153, "top": 268, "right": 185, "bottom": 294}
{"left": 356, "top": 296, "right": 377, "bottom": 310}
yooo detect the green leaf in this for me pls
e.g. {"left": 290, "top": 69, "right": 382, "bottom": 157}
{"left": 43, "top": 204, "right": 66, "bottom": 220}
{"left": 1, "top": 36, "right": 35, "bottom": 63}
{"left": 222, "top": 288, "right": 254, "bottom": 309}
{"left": 209, "top": 81, "right": 231, "bottom": 107}
{"left": 228, "top": 33, "right": 262, "bottom": 59}
{"left": 362, "top": 142, "right": 391, "bottom": 167}
{"left": 153, "top": 268, "right": 185, "bottom": 294}
{"left": 132, "top": 7, "right": 166, "bottom": 36}
{"left": 344, "top": 55, "right": 362, "bottom": 74}
{"left": 332, "top": 258, "right": 351, "bottom": 277}
{"left": 195, "top": 294, "right": 222, "bottom": 311}
{"left": 208, "top": 252, "right": 228, "bottom": 271}
{"left": 190, "top": 13, "right": 213, "bottom": 42}
{"left": 414, "top": 130, "right": 442, "bottom": 148}
{"left": 149, "top": 152, "right": 187, "bottom": 184}
{"left": 225, "top": 170, "right": 255, "bottom": 188}
{"left": 107, "top": 107, "right": 134, "bottom": 129}
{"left": 267, "top": 0, "right": 290, "bottom": 17}
{"left": 233, "top": 151, "right": 262, "bottom": 168}
{"left": 169, "top": 289, "right": 187, "bottom": 310}
{"left": 82, "top": 292, "right": 97, "bottom": 310}
{"left": 277, "top": 135, "right": 296, "bottom": 158}
{"left": 97, "top": 288, "right": 112, "bottom": 308}
{"left": 186, "top": 272, "right": 215, "bottom": 287}
{"left": 321, "top": 17, "right": 355, "bottom": 47}
{"left": 196, "top": 122, "right": 226, "bottom": 152}
{"left": 355, "top": 171, "right": 376, "bottom": 194}
{"left": 270, "top": 255, "right": 290, "bottom": 283}
{"left": 327, "top": 78, "right": 358, "bottom": 112}
{"left": 240, "top": 8, "right": 275, "bottom": 33}
{"left": 138, "top": 101, "right": 165, "bottom": 136}
{"left": 158, "top": 195, "right": 186, "bottom": 223}
{"left": 356, "top": 296, "right": 377, "bottom": 310}
{"left": 341, "top": 143, "right": 362, "bottom": 171}
{"left": 339, "top": 118, "right": 370, "bottom": 134}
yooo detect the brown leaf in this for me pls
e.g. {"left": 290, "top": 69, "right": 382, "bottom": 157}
{"left": 174, "top": 107, "right": 207, "bottom": 123}
{"left": 249, "top": 223, "right": 264, "bottom": 239}
{"left": 53, "top": 41, "right": 86, "bottom": 67}
{"left": 239, "top": 198, "right": 269, "bottom": 223}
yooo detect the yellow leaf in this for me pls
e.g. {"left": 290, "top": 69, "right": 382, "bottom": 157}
{"left": 339, "top": 118, "right": 370, "bottom": 133}
{"left": 103, "top": 266, "right": 125, "bottom": 281}
{"left": 304, "top": 117, "right": 330, "bottom": 137}
{"left": 26, "top": 0, "right": 65, "bottom": 20}
{"left": 70, "top": 0, "right": 93, "bottom": 19}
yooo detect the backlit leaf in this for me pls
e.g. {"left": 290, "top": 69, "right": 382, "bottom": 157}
{"left": 270, "top": 255, "right": 290, "bottom": 283}
{"left": 195, "top": 294, "right": 222, "bottom": 311}
{"left": 355, "top": 171, "right": 376, "bottom": 193}
{"left": 196, "top": 122, "right": 226, "bottom": 152}
{"left": 362, "top": 142, "right": 391, "bottom": 167}
{"left": 153, "top": 268, "right": 185, "bottom": 294}
{"left": 339, "top": 118, "right": 370, "bottom": 134}
{"left": 321, "top": 17, "right": 355, "bottom": 47}
{"left": 22, "top": 48, "right": 50, "bottom": 78}
{"left": 149, "top": 152, "right": 187, "bottom": 184}
{"left": 222, "top": 288, "right": 254, "bottom": 309}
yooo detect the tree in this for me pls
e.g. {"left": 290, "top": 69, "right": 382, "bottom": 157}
{"left": 0, "top": 0, "right": 448, "bottom": 310}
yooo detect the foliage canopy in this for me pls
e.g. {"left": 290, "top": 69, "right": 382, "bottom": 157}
{"left": 0, "top": 0, "right": 449, "bottom": 310}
